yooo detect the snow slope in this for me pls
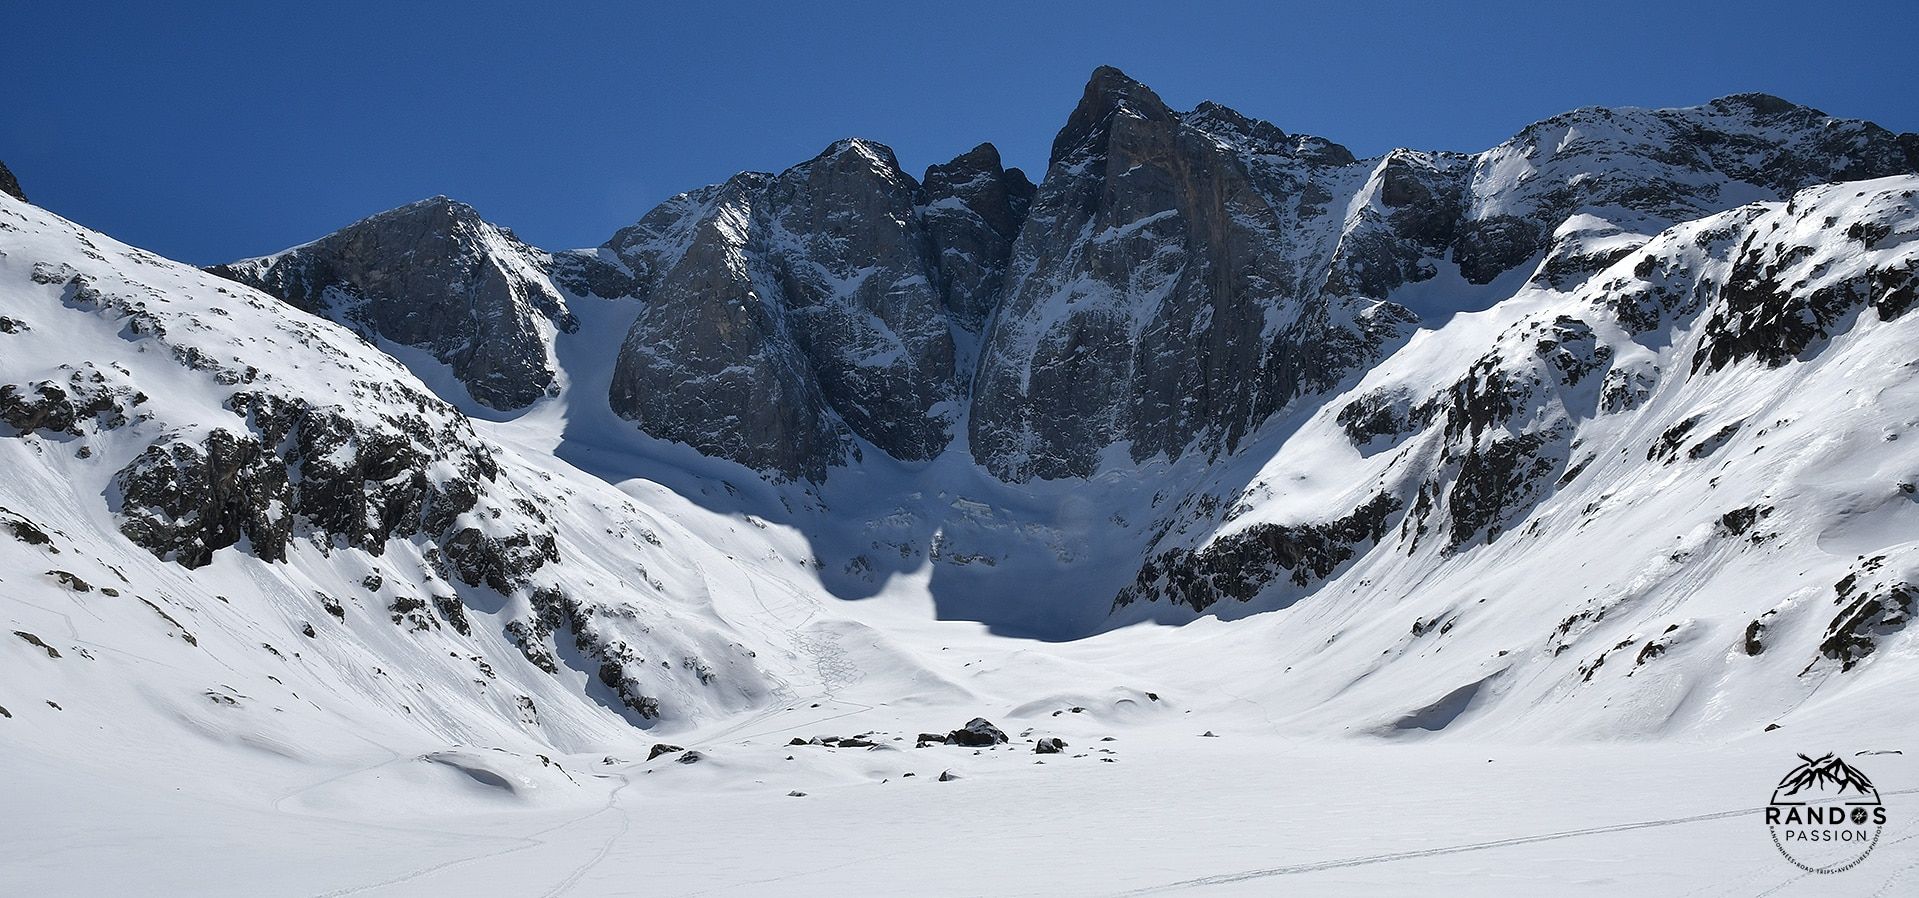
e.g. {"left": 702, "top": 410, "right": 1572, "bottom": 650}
{"left": 0, "top": 188, "right": 800, "bottom": 763}
{"left": 3, "top": 81, "right": 1919, "bottom": 895}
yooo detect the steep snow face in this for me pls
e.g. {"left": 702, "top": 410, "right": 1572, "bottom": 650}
{"left": 0, "top": 190, "right": 779, "bottom": 753}
{"left": 210, "top": 197, "right": 615, "bottom": 411}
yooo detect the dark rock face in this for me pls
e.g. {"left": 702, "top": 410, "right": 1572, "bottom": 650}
{"left": 1532, "top": 316, "right": 1611, "bottom": 387}
{"left": 1116, "top": 493, "right": 1400, "bottom": 612}
{"left": 973, "top": 67, "right": 1402, "bottom": 481}
{"left": 946, "top": 717, "right": 1008, "bottom": 746}
{"left": 1, "top": 365, "right": 146, "bottom": 436}
{"left": 606, "top": 173, "right": 849, "bottom": 482}
{"left": 0, "top": 160, "right": 24, "bottom": 202}
{"left": 115, "top": 428, "right": 292, "bottom": 568}
{"left": 757, "top": 141, "right": 959, "bottom": 461}
{"left": 1442, "top": 427, "right": 1567, "bottom": 549}
{"left": 1696, "top": 196, "right": 1918, "bottom": 373}
{"left": 965, "top": 70, "right": 1917, "bottom": 482}
{"left": 1819, "top": 557, "right": 1914, "bottom": 672}
{"left": 112, "top": 387, "right": 551, "bottom": 584}
{"left": 547, "top": 248, "right": 642, "bottom": 301}
{"left": 1324, "top": 150, "right": 1470, "bottom": 299}
{"left": 607, "top": 139, "right": 1034, "bottom": 479}
{"left": 210, "top": 198, "right": 578, "bottom": 410}
{"left": 920, "top": 143, "right": 1035, "bottom": 330}
{"left": 1336, "top": 386, "right": 1426, "bottom": 450}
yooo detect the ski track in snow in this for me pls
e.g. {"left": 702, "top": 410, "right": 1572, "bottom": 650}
{"left": 1122, "top": 788, "right": 1919, "bottom": 895}
{"left": 535, "top": 777, "right": 635, "bottom": 898}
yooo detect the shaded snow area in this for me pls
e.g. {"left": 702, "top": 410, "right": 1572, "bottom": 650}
{"left": 6, "top": 111, "right": 1919, "bottom": 893}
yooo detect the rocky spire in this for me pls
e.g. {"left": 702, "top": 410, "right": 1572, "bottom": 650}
{"left": 1048, "top": 65, "right": 1176, "bottom": 169}
{"left": 607, "top": 136, "right": 971, "bottom": 478}
{"left": 0, "top": 159, "right": 25, "bottom": 202}
{"left": 209, "top": 196, "right": 576, "bottom": 411}
{"left": 920, "top": 142, "right": 1035, "bottom": 331}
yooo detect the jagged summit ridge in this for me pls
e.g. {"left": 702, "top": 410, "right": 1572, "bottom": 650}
{"left": 209, "top": 195, "right": 589, "bottom": 411}
{"left": 969, "top": 71, "right": 1919, "bottom": 481}
{"left": 213, "top": 68, "right": 1919, "bottom": 485}
{"left": 604, "top": 136, "right": 1032, "bottom": 479}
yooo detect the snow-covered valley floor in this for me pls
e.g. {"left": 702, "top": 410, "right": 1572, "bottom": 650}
{"left": 7, "top": 694, "right": 1913, "bottom": 896}
{"left": 7, "top": 550, "right": 1914, "bottom": 897}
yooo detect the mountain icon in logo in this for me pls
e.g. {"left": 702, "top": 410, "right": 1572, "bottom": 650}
{"left": 1765, "top": 752, "right": 1887, "bottom": 874}
{"left": 1772, "top": 753, "right": 1879, "bottom": 804}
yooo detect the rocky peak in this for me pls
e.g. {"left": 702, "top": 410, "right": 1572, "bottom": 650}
{"left": 379, "top": 193, "right": 478, "bottom": 228}
{"left": 1183, "top": 101, "right": 1358, "bottom": 167}
{"left": 809, "top": 138, "right": 916, "bottom": 187}
{"left": 1457, "top": 92, "right": 1919, "bottom": 287}
{"left": 975, "top": 66, "right": 1395, "bottom": 481}
{"left": 1050, "top": 65, "right": 1177, "bottom": 168}
{"left": 210, "top": 196, "right": 576, "bottom": 411}
{"left": 608, "top": 165, "right": 848, "bottom": 481}
{"left": 1185, "top": 100, "right": 1289, "bottom": 145}
{"left": 0, "top": 159, "right": 24, "bottom": 202}
{"left": 603, "top": 176, "right": 766, "bottom": 292}
{"left": 606, "top": 135, "right": 983, "bottom": 479}
{"left": 1708, "top": 91, "right": 1809, "bottom": 118}
{"left": 921, "top": 142, "right": 1035, "bottom": 218}
{"left": 920, "top": 142, "right": 1035, "bottom": 330}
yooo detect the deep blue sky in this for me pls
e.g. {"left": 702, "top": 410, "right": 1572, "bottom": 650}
{"left": 4, "top": 1, "right": 1915, "bottom": 264}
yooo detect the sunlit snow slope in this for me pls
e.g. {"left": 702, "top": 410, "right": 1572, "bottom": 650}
{"left": 4, "top": 77, "right": 1919, "bottom": 896}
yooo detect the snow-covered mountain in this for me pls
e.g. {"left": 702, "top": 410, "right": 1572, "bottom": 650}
{"left": 0, "top": 184, "right": 782, "bottom": 748}
{"left": 5, "top": 66, "right": 1919, "bottom": 895}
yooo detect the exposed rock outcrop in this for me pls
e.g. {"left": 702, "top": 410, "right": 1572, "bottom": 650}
{"left": 968, "top": 70, "right": 1919, "bottom": 483}
{"left": 920, "top": 142, "right": 1035, "bottom": 331}
{"left": 946, "top": 717, "right": 1008, "bottom": 746}
{"left": 210, "top": 197, "right": 589, "bottom": 410}
{"left": 113, "top": 386, "right": 556, "bottom": 588}
{"left": 606, "top": 139, "right": 1034, "bottom": 479}
{"left": 1117, "top": 493, "right": 1401, "bottom": 612}
{"left": 972, "top": 67, "right": 1407, "bottom": 481}
{"left": 0, "top": 160, "right": 24, "bottom": 202}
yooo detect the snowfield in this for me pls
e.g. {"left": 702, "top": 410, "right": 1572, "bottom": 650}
{"left": 5, "top": 89, "right": 1919, "bottom": 895}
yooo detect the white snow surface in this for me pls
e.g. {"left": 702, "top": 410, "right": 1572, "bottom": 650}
{"left": 4, "top": 164, "right": 1919, "bottom": 896}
